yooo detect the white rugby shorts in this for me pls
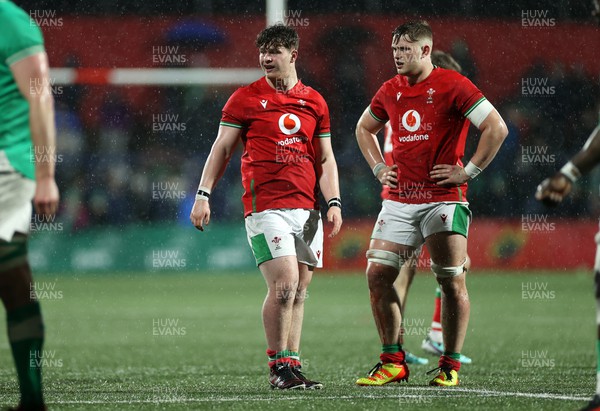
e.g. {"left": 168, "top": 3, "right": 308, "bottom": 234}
{"left": 0, "top": 172, "right": 35, "bottom": 242}
{"left": 245, "top": 208, "right": 323, "bottom": 268}
{"left": 371, "top": 200, "right": 471, "bottom": 248}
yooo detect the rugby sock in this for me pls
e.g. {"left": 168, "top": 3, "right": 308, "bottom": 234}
{"left": 596, "top": 339, "right": 600, "bottom": 394}
{"left": 429, "top": 287, "right": 443, "bottom": 343}
{"left": 380, "top": 344, "right": 405, "bottom": 364}
{"left": 440, "top": 352, "right": 461, "bottom": 371}
{"left": 382, "top": 344, "right": 400, "bottom": 353}
{"left": 0, "top": 235, "right": 28, "bottom": 271}
{"left": 7, "top": 302, "right": 45, "bottom": 407}
{"left": 289, "top": 350, "right": 301, "bottom": 368}
{"left": 275, "top": 350, "right": 294, "bottom": 367}
{"left": 266, "top": 349, "right": 277, "bottom": 368}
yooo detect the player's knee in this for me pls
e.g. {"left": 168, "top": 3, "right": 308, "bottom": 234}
{"left": 293, "top": 287, "right": 308, "bottom": 305}
{"left": 272, "top": 281, "right": 298, "bottom": 305}
{"left": 431, "top": 259, "right": 466, "bottom": 279}
{"left": 366, "top": 249, "right": 404, "bottom": 271}
{"left": 464, "top": 255, "right": 471, "bottom": 273}
{"left": 0, "top": 235, "right": 28, "bottom": 273}
{"left": 297, "top": 272, "right": 313, "bottom": 291}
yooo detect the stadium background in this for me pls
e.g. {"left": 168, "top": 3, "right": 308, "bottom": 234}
{"left": 16, "top": 0, "right": 600, "bottom": 273}
{"left": 1, "top": 1, "right": 599, "bottom": 410}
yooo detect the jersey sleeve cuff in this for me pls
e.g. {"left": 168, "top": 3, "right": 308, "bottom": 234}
{"left": 219, "top": 121, "right": 243, "bottom": 129}
{"left": 368, "top": 107, "right": 386, "bottom": 123}
{"left": 6, "top": 45, "right": 45, "bottom": 66}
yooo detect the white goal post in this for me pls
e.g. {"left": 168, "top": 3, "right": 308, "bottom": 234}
{"left": 50, "top": 0, "right": 286, "bottom": 86}
{"left": 49, "top": 67, "right": 264, "bottom": 86}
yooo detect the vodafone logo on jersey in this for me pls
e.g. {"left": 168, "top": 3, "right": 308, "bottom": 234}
{"left": 278, "top": 113, "right": 301, "bottom": 135}
{"left": 398, "top": 109, "right": 430, "bottom": 143}
{"left": 401, "top": 110, "right": 421, "bottom": 132}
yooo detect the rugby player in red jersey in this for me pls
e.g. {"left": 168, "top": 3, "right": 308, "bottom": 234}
{"left": 190, "top": 24, "right": 342, "bottom": 390}
{"left": 355, "top": 21, "right": 507, "bottom": 387}
{"left": 386, "top": 51, "right": 472, "bottom": 366}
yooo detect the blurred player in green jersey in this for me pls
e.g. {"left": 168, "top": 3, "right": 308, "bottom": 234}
{"left": 0, "top": 2, "right": 59, "bottom": 410}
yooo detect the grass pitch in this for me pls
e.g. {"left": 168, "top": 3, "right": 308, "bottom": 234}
{"left": 0, "top": 270, "right": 595, "bottom": 410}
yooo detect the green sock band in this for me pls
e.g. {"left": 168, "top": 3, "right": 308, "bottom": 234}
{"left": 444, "top": 351, "right": 461, "bottom": 361}
{"left": 435, "top": 287, "right": 441, "bottom": 298}
{"left": 289, "top": 350, "right": 300, "bottom": 360}
{"left": 7, "top": 302, "right": 45, "bottom": 407}
{"left": 275, "top": 350, "right": 291, "bottom": 359}
{"left": 382, "top": 344, "right": 401, "bottom": 353}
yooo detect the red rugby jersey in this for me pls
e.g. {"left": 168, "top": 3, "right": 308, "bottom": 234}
{"left": 369, "top": 68, "right": 491, "bottom": 204}
{"left": 220, "top": 77, "right": 331, "bottom": 216}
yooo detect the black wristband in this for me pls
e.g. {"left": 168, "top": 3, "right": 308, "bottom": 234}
{"left": 327, "top": 197, "right": 342, "bottom": 208}
{"left": 197, "top": 189, "right": 211, "bottom": 198}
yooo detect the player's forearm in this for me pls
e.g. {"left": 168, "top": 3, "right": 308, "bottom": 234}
{"left": 196, "top": 140, "right": 235, "bottom": 193}
{"left": 570, "top": 125, "right": 600, "bottom": 176}
{"left": 195, "top": 125, "right": 241, "bottom": 195}
{"left": 318, "top": 157, "right": 341, "bottom": 202}
{"left": 468, "top": 119, "right": 507, "bottom": 171}
{"left": 29, "top": 92, "right": 57, "bottom": 180}
{"left": 356, "top": 125, "right": 384, "bottom": 169}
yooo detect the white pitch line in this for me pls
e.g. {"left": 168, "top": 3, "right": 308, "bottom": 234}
{"left": 401, "top": 386, "right": 588, "bottom": 401}
{"left": 3, "top": 388, "right": 586, "bottom": 405}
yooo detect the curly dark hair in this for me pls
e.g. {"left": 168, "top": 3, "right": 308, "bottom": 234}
{"left": 392, "top": 20, "right": 433, "bottom": 43}
{"left": 255, "top": 24, "right": 300, "bottom": 51}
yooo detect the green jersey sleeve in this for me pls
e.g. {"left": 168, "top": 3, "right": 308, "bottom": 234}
{"left": 0, "top": 2, "right": 45, "bottom": 66}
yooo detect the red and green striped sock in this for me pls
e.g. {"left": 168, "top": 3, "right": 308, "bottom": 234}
{"left": 266, "top": 349, "right": 277, "bottom": 368}
{"left": 440, "top": 352, "right": 461, "bottom": 372}
{"left": 380, "top": 344, "right": 405, "bottom": 364}
{"left": 267, "top": 349, "right": 297, "bottom": 367}
{"left": 289, "top": 350, "right": 301, "bottom": 368}
{"left": 275, "top": 350, "right": 294, "bottom": 366}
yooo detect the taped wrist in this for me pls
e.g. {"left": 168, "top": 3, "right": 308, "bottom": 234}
{"left": 463, "top": 161, "right": 482, "bottom": 179}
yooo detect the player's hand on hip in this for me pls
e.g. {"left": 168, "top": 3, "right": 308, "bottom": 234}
{"left": 377, "top": 164, "right": 398, "bottom": 189}
{"left": 190, "top": 200, "right": 210, "bottom": 231}
{"left": 33, "top": 176, "right": 59, "bottom": 216}
{"left": 535, "top": 174, "right": 572, "bottom": 206}
{"left": 430, "top": 164, "right": 469, "bottom": 186}
{"left": 326, "top": 206, "right": 342, "bottom": 238}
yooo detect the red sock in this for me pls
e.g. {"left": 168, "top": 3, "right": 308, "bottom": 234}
{"left": 380, "top": 350, "right": 405, "bottom": 364}
{"left": 266, "top": 349, "right": 277, "bottom": 368}
{"left": 430, "top": 288, "right": 443, "bottom": 342}
{"left": 432, "top": 293, "right": 441, "bottom": 325}
{"left": 439, "top": 355, "right": 461, "bottom": 372}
